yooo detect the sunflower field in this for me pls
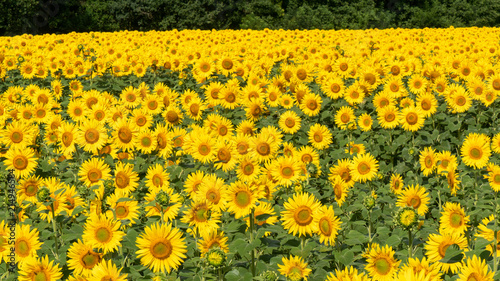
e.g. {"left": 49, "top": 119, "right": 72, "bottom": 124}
{"left": 0, "top": 27, "right": 500, "bottom": 281}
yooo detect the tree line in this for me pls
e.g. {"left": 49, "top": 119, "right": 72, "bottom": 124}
{"left": 1, "top": 0, "right": 500, "bottom": 36}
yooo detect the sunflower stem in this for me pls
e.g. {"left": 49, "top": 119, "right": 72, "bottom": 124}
{"left": 218, "top": 267, "right": 223, "bottom": 281}
{"left": 249, "top": 209, "right": 256, "bottom": 277}
{"left": 367, "top": 209, "right": 373, "bottom": 243}
{"left": 408, "top": 229, "right": 413, "bottom": 258}
{"left": 51, "top": 202, "right": 59, "bottom": 260}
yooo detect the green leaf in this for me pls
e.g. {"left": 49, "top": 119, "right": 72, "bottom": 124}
{"left": 439, "top": 244, "right": 464, "bottom": 264}
{"left": 344, "top": 230, "right": 369, "bottom": 246}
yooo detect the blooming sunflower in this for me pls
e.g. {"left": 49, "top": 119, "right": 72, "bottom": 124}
{"left": 145, "top": 163, "right": 170, "bottom": 191}
{"left": 335, "top": 106, "right": 355, "bottom": 130}
{"left": 82, "top": 213, "right": 125, "bottom": 254}
{"left": 329, "top": 159, "right": 355, "bottom": 188}
{"left": 144, "top": 187, "right": 182, "bottom": 222}
{"left": 325, "top": 266, "right": 369, "bottom": 281}
{"left": 14, "top": 224, "right": 42, "bottom": 267}
{"left": 345, "top": 142, "right": 366, "bottom": 155}
{"left": 271, "top": 156, "right": 301, "bottom": 187}
{"left": 408, "top": 74, "right": 428, "bottom": 95}
{"left": 492, "top": 132, "right": 500, "bottom": 154}
{"left": 278, "top": 110, "right": 301, "bottom": 134}
{"left": 461, "top": 133, "right": 491, "bottom": 169}
{"left": 76, "top": 119, "right": 108, "bottom": 155}
{"left": 188, "top": 130, "right": 216, "bottom": 164}
{"left": 248, "top": 132, "right": 280, "bottom": 163}
{"left": 17, "top": 175, "right": 43, "bottom": 205}
{"left": 181, "top": 200, "right": 221, "bottom": 237}
{"left": 135, "top": 130, "right": 157, "bottom": 154}
{"left": 358, "top": 113, "right": 373, "bottom": 131}
{"left": 308, "top": 123, "right": 332, "bottom": 150}
{"left": 396, "top": 184, "right": 430, "bottom": 216}
{"left": 236, "top": 156, "right": 262, "bottom": 182}
{"left": 281, "top": 192, "right": 322, "bottom": 237}
{"left": 313, "top": 205, "right": 342, "bottom": 246}
{"left": 163, "top": 105, "right": 184, "bottom": 127}
{"left": 329, "top": 176, "right": 349, "bottom": 207}
{"left": 417, "top": 92, "right": 438, "bottom": 117}
{"left": 1, "top": 120, "right": 36, "bottom": 150}
{"left": 213, "top": 141, "right": 238, "bottom": 172}
{"left": 278, "top": 255, "right": 312, "bottom": 281}
{"left": 476, "top": 215, "right": 500, "bottom": 255}
{"left": 349, "top": 153, "right": 379, "bottom": 183}
{"left": 425, "top": 232, "right": 468, "bottom": 273}
{"left": 18, "top": 256, "right": 62, "bottom": 281}
{"left": 111, "top": 118, "right": 138, "bottom": 152}
{"left": 400, "top": 106, "right": 425, "bottom": 132}
{"left": 113, "top": 162, "right": 139, "bottom": 194}
{"left": 299, "top": 92, "right": 322, "bottom": 117}
{"left": 197, "top": 230, "right": 229, "bottom": 257}
{"left": 105, "top": 193, "right": 139, "bottom": 226}
{"left": 377, "top": 105, "right": 400, "bottom": 129}
{"left": 194, "top": 174, "right": 228, "bottom": 212}
{"left": 439, "top": 202, "right": 470, "bottom": 235}
{"left": 88, "top": 259, "right": 128, "bottom": 281}
{"left": 436, "top": 150, "right": 458, "bottom": 174}
{"left": 419, "top": 147, "right": 437, "bottom": 176}
{"left": 120, "top": 86, "right": 141, "bottom": 109}
{"left": 0, "top": 221, "right": 9, "bottom": 263}
{"left": 67, "top": 240, "right": 103, "bottom": 277}
{"left": 226, "top": 180, "right": 264, "bottom": 219}
{"left": 457, "top": 255, "right": 494, "bottom": 281}
{"left": 485, "top": 163, "right": 500, "bottom": 192}
{"left": 136, "top": 222, "right": 187, "bottom": 273}
{"left": 78, "top": 157, "right": 111, "bottom": 194}
{"left": 400, "top": 257, "right": 441, "bottom": 281}
{"left": 5, "top": 147, "right": 38, "bottom": 179}
{"left": 389, "top": 173, "right": 404, "bottom": 194}
{"left": 363, "top": 243, "right": 400, "bottom": 281}
{"left": 184, "top": 170, "right": 206, "bottom": 198}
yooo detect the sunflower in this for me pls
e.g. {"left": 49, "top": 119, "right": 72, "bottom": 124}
{"left": 18, "top": 256, "right": 62, "bottom": 281}
{"left": 363, "top": 243, "right": 400, "bottom": 281}
{"left": 281, "top": 192, "right": 321, "bottom": 237}
{"left": 248, "top": 132, "right": 279, "bottom": 163}
{"left": 446, "top": 84, "right": 472, "bottom": 113}
{"left": 457, "top": 255, "right": 494, "bottom": 281}
{"left": 198, "top": 230, "right": 229, "bottom": 257}
{"left": 377, "top": 105, "right": 400, "bottom": 129}
{"left": 111, "top": 118, "right": 138, "bottom": 152}
{"left": 213, "top": 141, "right": 238, "bottom": 172}
{"left": 188, "top": 130, "right": 216, "bottom": 164}
{"left": 349, "top": 153, "right": 378, "bottom": 183}
{"left": 105, "top": 193, "right": 139, "bottom": 226}
{"left": 358, "top": 113, "right": 373, "bottom": 132}
{"left": 384, "top": 76, "right": 404, "bottom": 98}
{"left": 155, "top": 124, "right": 173, "bottom": 159}
{"left": 278, "top": 110, "right": 301, "bottom": 134}
{"left": 476, "top": 215, "right": 500, "bottom": 255}
{"left": 209, "top": 115, "right": 234, "bottom": 140}
{"left": 419, "top": 147, "right": 436, "bottom": 176}
{"left": 439, "top": 202, "right": 469, "bottom": 235}
{"left": 345, "top": 142, "right": 366, "bottom": 155}
{"left": 279, "top": 93, "right": 295, "bottom": 109}
{"left": 217, "top": 56, "right": 235, "bottom": 76}
{"left": 142, "top": 94, "right": 164, "bottom": 115}
{"left": 184, "top": 170, "right": 206, "bottom": 198}
{"left": 491, "top": 133, "right": 500, "bottom": 154}
{"left": 226, "top": 180, "right": 264, "bottom": 219}
{"left": 245, "top": 201, "right": 278, "bottom": 231}
{"left": 325, "top": 266, "right": 369, "bottom": 281}
{"left": 308, "top": 123, "right": 332, "bottom": 150}
{"left": 60, "top": 185, "right": 84, "bottom": 218}
{"left": 78, "top": 157, "right": 111, "bottom": 190}
{"left": 219, "top": 85, "right": 240, "bottom": 109}
{"left": 313, "top": 205, "right": 341, "bottom": 246}
{"left": 321, "top": 76, "right": 345, "bottom": 99}
{"left": 112, "top": 162, "right": 139, "bottom": 195}
{"left": 483, "top": 163, "right": 500, "bottom": 193}
{"left": 0, "top": 221, "right": 9, "bottom": 262}
{"left": 181, "top": 200, "right": 221, "bottom": 237}
{"left": 17, "top": 175, "right": 43, "bottom": 206}
{"left": 408, "top": 74, "right": 428, "bottom": 95}
{"left": 135, "top": 130, "right": 157, "bottom": 154}
{"left": 425, "top": 232, "right": 468, "bottom": 273}
{"left": 36, "top": 179, "right": 69, "bottom": 223}
{"left": 329, "top": 159, "right": 355, "bottom": 188}
{"left": 20, "top": 61, "right": 36, "bottom": 79}
{"left": 163, "top": 105, "right": 184, "bottom": 127}
{"left": 1, "top": 120, "right": 36, "bottom": 149}
{"left": 329, "top": 176, "right": 349, "bottom": 207}
{"left": 120, "top": 86, "right": 141, "bottom": 109}
{"left": 194, "top": 174, "right": 228, "bottom": 212}
{"left": 14, "top": 224, "right": 42, "bottom": 267}
{"left": 397, "top": 184, "right": 430, "bottom": 216}
{"left": 436, "top": 150, "right": 458, "bottom": 174}
{"left": 265, "top": 85, "right": 282, "bottom": 107}
{"left": 344, "top": 84, "right": 365, "bottom": 105}
{"left": 297, "top": 146, "right": 320, "bottom": 174}
{"left": 373, "top": 92, "right": 395, "bottom": 109}
{"left": 82, "top": 213, "right": 124, "bottom": 254}
{"left": 131, "top": 108, "right": 153, "bottom": 130}
{"left": 461, "top": 133, "right": 491, "bottom": 169}
{"left": 400, "top": 257, "right": 441, "bottom": 281}
{"left": 145, "top": 163, "right": 170, "bottom": 191}
{"left": 399, "top": 106, "right": 425, "bottom": 132}
{"left": 5, "top": 147, "right": 38, "bottom": 179}
{"left": 278, "top": 255, "right": 312, "bottom": 281}
{"left": 87, "top": 259, "right": 128, "bottom": 281}
{"left": 389, "top": 173, "right": 404, "bottom": 195}
{"left": 136, "top": 222, "right": 187, "bottom": 274}
{"left": 335, "top": 106, "right": 355, "bottom": 130}
{"left": 76, "top": 119, "right": 108, "bottom": 155}
{"left": 299, "top": 92, "right": 322, "bottom": 117}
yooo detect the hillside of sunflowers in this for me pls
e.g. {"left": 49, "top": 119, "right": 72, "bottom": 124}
{"left": 1, "top": 27, "right": 500, "bottom": 280}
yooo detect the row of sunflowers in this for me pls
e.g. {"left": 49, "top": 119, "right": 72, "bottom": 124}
{"left": 0, "top": 27, "right": 500, "bottom": 280}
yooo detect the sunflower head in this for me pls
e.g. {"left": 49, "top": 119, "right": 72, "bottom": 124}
{"left": 206, "top": 247, "right": 226, "bottom": 268}
{"left": 363, "top": 194, "right": 376, "bottom": 211}
{"left": 395, "top": 207, "right": 419, "bottom": 231}
{"left": 261, "top": 270, "right": 278, "bottom": 281}
{"left": 155, "top": 190, "right": 171, "bottom": 208}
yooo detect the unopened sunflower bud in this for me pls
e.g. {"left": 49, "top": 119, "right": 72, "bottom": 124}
{"left": 155, "top": 190, "right": 170, "bottom": 208}
{"left": 36, "top": 187, "right": 50, "bottom": 202}
{"left": 395, "top": 207, "right": 419, "bottom": 231}
{"left": 363, "top": 195, "right": 376, "bottom": 210}
{"left": 262, "top": 270, "right": 278, "bottom": 281}
{"left": 206, "top": 248, "right": 225, "bottom": 268}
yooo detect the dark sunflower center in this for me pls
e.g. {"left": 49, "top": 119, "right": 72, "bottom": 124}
{"left": 296, "top": 69, "right": 307, "bottom": 80}
{"left": 151, "top": 241, "right": 172, "bottom": 259}
{"left": 166, "top": 111, "right": 179, "bottom": 123}
{"left": 294, "top": 206, "right": 313, "bottom": 226}
{"left": 115, "top": 172, "right": 130, "bottom": 189}
{"left": 16, "top": 239, "right": 30, "bottom": 256}
{"left": 85, "top": 128, "right": 100, "bottom": 144}
{"left": 374, "top": 257, "right": 391, "bottom": 275}
{"left": 242, "top": 162, "right": 254, "bottom": 175}
{"left": 285, "top": 118, "right": 295, "bottom": 128}
{"left": 319, "top": 217, "right": 332, "bottom": 236}
{"left": 450, "top": 212, "right": 463, "bottom": 228}
{"left": 87, "top": 168, "right": 102, "bottom": 183}
{"left": 13, "top": 155, "right": 28, "bottom": 170}
{"left": 257, "top": 143, "right": 270, "bottom": 156}
{"left": 357, "top": 162, "right": 370, "bottom": 175}
{"left": 408, "top": 196, "right": 421, "bottom": 208}
{"left": 469, "top": 147, "right": 482, "bottom": 159}
{"left": 217, "top": 148, "right": 230, "bottom": 162}
{"left": 385, "top": 113, "right": 395, "bottom": 122}
{"left": 25, "top": 183, "right": 38, "bottom": 196}
{"left": 115, "top": 205, "right": 129, "bottom": 218}
{"left": 11, "top": 131, "right": 23, "bottom": 143}
{"left": 281, "top": 166, "right": 294, "bottom": 178}
{"left": 118, "top": 127, "right": 132, "bottom": 143}
{"left": 235, "top": 190, "right": 251, "bottom": 207}
{"left": 95, "top": 227, "right": 111, "bottom": 243}
{"left": 406, "top": 112, "right": 418, "bottom": 125}
{"left": 456, "top": 96, "right": 466, "bottom": 106}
